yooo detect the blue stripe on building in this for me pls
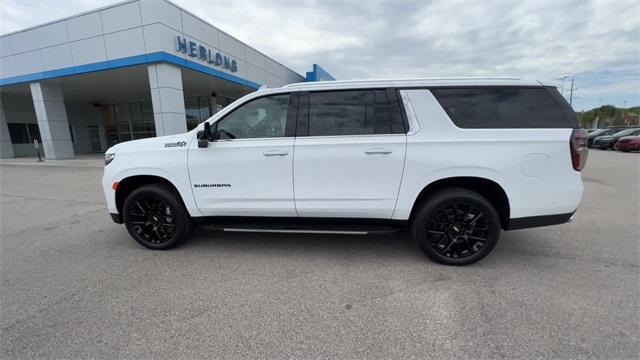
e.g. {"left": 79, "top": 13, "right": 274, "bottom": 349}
{"left": 0, "top": 52, "right": 261, "bottom": 89}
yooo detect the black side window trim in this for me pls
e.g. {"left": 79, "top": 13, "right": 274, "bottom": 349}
{"left": 285, "top": 92, "right": 299, "bottom": 138}
{"left": 296, "top": 92, "right": 310, "bottom": 137}
{"left": 394, "top": 89, "right": 411, "bottom": 133}
{"left": 387, "top": 88, "right": 409, "bottom": 133}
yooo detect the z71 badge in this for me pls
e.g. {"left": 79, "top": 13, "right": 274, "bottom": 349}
{"left": 164, "top": 141, "right": 187, "bottom": 148}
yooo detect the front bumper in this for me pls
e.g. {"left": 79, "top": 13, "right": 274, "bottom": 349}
{"left": 110, "top": 212, "right": 123, "bottom": 224}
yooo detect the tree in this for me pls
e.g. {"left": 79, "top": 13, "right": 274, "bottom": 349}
{"left": 575, "top": 105, "right": 638, "bottom": 128}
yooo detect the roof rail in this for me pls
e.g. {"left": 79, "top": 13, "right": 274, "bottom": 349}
{"left": 283, "top": 77, "right": 523, "bottom": 88}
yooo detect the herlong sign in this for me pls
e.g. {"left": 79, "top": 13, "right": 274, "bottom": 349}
{"left": 175, "top": 36, "right": 238, "bottom": 73}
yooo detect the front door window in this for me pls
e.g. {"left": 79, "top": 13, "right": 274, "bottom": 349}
{"left": 215, "top": 94, "right": 290, "bottom": 139}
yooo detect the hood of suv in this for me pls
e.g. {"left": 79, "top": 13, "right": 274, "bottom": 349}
{"left": 105, "top": 134, "right": 190, "bottom": 154}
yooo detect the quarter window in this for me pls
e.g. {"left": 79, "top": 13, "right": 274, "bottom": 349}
{"left": 431, "top": 87, "right": 577, "bottom": 129}
{"left": 216, "top": 94, "right": 290, "bottom": 139}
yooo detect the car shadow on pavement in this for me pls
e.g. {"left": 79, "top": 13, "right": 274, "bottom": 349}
{"left": 175, "top": 227, "right": 531, "bottom": 268}
{"left": 183, "top": 227, "right": 427, "bottom": 262}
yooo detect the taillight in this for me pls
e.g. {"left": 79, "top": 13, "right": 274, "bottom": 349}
{"left": 570, "top": 129, "right": 588, "bottom": 171}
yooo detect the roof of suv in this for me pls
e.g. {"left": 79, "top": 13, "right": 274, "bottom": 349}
{"left": 280, "top": 77, "right": 546, "bottom": 91}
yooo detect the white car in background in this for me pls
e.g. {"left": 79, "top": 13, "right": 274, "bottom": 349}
{"left": 102, "top": 78, "right": 587, "bottom": 265}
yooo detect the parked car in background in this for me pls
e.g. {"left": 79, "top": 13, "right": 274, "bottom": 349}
{"left": 587, "top": 128, "right": 624, "bottom": 148}
{"left": 593, "top": 128, "right": 640, "bottom": 149}
{"left": 613, "top": 135, "right": 640, "bottom": 152}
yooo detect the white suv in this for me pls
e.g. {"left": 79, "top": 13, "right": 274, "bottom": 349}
{"left": 102, "top": 78, "right": 588, "bottom": 265}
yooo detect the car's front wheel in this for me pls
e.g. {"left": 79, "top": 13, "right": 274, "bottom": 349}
{"left": 123, "top": 184, "right": 192, "bottom": 250}
{"left": 412, "top": 188, "right": 501, "bottom": 265}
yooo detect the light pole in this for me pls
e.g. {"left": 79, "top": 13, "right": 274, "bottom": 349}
{"left": 622, "top": 100, "right": 627, "bottom": 126}
{"left": 595, "top": 99, "right": 602, "bottom": 129}
{"left": 557, "top": 76, "right": 576, "bottom": 105}
{"left": 568, "top": 78, "right": 578, "bottom": 106}
{"left": 557, "top": 75, "right": 570, "bottom": 94}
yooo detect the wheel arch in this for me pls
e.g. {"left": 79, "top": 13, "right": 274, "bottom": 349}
{"left": 409, "top": 176, "right": 511, "bottom": 229}
{"left": 115, "top": 175, "right": 184, "bottom": 223}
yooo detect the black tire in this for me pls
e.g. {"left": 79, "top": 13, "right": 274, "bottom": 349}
{"left": 123, "top": 184, "right": 192, "bottom": 250}
{"left": 412, "top": 188, "right": 501, "bottom": 265}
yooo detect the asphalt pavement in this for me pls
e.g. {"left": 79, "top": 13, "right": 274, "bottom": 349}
{"left": 0, "top": 150, "right": 638, "bottom": 359}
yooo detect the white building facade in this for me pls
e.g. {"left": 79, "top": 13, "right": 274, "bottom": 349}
{"left": 0, "top": 0, "right": 333, "bottom": 159}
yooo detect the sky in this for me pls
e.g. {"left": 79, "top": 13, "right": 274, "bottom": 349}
{"left": 1, "top": 0, "right": 638, "bottom": 111}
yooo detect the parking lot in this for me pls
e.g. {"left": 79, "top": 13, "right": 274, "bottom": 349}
{"left": 0, "top": 150, "right": 638, "bottom": 359}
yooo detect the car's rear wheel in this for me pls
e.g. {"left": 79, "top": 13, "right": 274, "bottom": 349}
{"left": 123, "top": 184, "right": 191, "bottom": 250}
{"left": 412, "top": 188, "right": 501, "bottom": 265}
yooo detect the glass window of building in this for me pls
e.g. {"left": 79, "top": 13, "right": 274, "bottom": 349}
{"left": 185, "top": 94, "right": 237, "bottom": 130}
{"left": 103, "top": 100, "right": 156, "bottom": 147}
{"left": 7, "top": 123, "right": 41, "bottom": 144}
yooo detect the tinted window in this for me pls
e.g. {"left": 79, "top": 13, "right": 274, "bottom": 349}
{"left": 431, "top": 87, "right": 576, "bottom": 129}
{"left": 8, "top": 123, "right": 40, "bottom": 144}
{"left": 216, "top": 94, "right": 289, "bottom": 139}
{"left": 308, "top": 90, "right": 399, "bottom": 136}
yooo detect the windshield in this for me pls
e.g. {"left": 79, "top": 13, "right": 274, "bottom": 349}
{"left": 613, "top": 128, "right": 640, "bottom": 137}
{"left": 600, "top": 129, "right": 619, "bottom": 136}
{"left": 589, "top": 129, "right": 607, "bottom": 136}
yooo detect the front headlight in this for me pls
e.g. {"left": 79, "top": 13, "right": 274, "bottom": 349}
{"left": 105, "top": 153, "right": 116, "bottom": 166}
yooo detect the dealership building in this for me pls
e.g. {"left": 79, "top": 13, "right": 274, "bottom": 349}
{"left": 0, "top": 0, "right": 334, "bottom": 159}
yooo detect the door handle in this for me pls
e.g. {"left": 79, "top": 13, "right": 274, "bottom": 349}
{"left": 263, "top": 150, "right": 289, "bottom": 156}
{"left": 364, "top": 148, "right": 392, "bottom": 155}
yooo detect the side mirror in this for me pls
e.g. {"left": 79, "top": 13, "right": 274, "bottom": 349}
{"left": 198, "top": 122, "right": 211, "bottom": 148}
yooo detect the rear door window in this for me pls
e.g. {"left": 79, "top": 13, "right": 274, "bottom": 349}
{"left": 430, "top": 87, "right": 578, "bottom": 129}
{"left": 304, "top": 90, "right": 404, "bottom": 136}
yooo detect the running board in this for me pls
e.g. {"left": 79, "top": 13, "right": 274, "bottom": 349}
{"left": 194, "top": 216, "right": 407, "bottom": 235}
{"left": 222, "top": 228, "right": 369, "bottom": 235}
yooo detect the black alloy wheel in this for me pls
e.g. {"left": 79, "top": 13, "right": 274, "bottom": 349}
{"left": 426, "top": 202, "right": 490, "bottom": 259}
{"left": 129, "top": 196, "right": 176, "bottom": 244}
{"left": 412, "top": 188, "right": 500, "bottom": 265}
{"left": 123, "top": 184, "right": 191, "bottom": 250}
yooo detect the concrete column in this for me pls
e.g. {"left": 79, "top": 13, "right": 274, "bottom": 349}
{"left": 0, "top": 97, "right": 15, "bottom": 158}
{"left": 29, "top": 82, "right": 74, "bottom": 159}
{"left": 147, "top": 63, "right": 187, "bottom": 136}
